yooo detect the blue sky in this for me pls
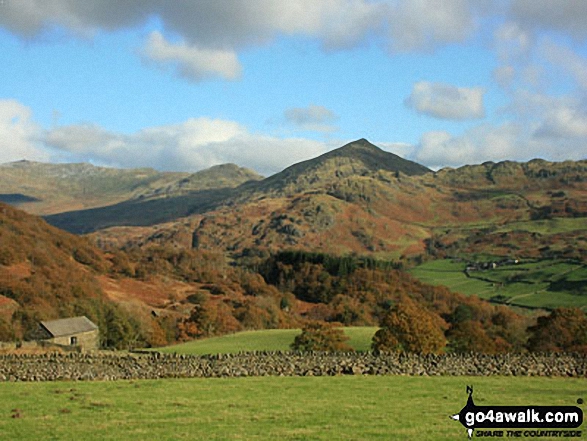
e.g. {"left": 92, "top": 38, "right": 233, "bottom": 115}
{"left": 1, "top": 1, "right": 587, "bottom": 176}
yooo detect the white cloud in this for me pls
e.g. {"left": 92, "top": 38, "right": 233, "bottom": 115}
{"left": 0, "top": 0, "right": 384, "bottom": 49}
{"left": 493, "top": 65, "right": 516, "bottom": 89}
{"left": 494, "top": 21, "right": 533, "bottom": 63}
{"left": 0, "top": 0, "right": 150, "bottom": 38}
{"left": 2, "top": 1, "right": 587, "bottom": 57}
{"left": 283, "top": 105, "right": 339, "bottom": 133}
{"left": 377, "top": 141, "right": 416, "bottom": 160}
{"left": 509, "top": 0, "right": 587, "bottom": 40}
{"left": 44, "top": 117, "right": 332, "bottom": 176}
{"left": 411, "top": 86, "right": 587, "bottom": 169}
{"left": 0, "top": 100, "right": 50, "bottom": 164}
{"left": 413, "top": 124, "right": 525, "bottom": 170}
{"left": 0, "top": 0, "right": 483, "bottom": 67}
{"left": 405, "top": 81, "right": 485, "bottom": 120}
{"left": 540, "top": 39, "right": 587, "bottom": 91}
{"left": 141, "top": 31, "right": 241, "bottom": 82}
{"left": 0, "top": 99, "right": 334, "bottom": 175}
{"left": 535, "top": 104, "right": 587, "bottom": 139}
{"left": 386, "top": 0, "right": 475, "bottom": 52}
{"left": 413, "top": 90, "right": 587, "bottom": 169}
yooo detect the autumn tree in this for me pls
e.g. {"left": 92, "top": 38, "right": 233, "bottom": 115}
{"left": 291, "top": 321, "right": 352, "bottom": 352}
{"left": 371, "top": 296, "right": 447, "bottom": 354}
{"left": 148, "top": 318, "right": 169, "bottom": 347}
{"left": 178, "top": 300, "right": 241, "bottom": 340}
{"left": 447, "top": 320, "right": 499, "bottom": 354}
{"left": 527, "top": 308, "right": 587, "bottom": 353}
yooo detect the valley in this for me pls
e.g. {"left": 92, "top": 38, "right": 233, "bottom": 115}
{"left": 0, "top": 139, "right": 586, "bottom": 353}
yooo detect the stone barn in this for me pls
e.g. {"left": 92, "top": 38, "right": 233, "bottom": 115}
{"left": 40, "top": 316, "right": 99, "bottom": 351}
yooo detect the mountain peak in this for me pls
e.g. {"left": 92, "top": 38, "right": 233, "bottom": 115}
{"left": 330, "top": 138, "right": 383, "bottom": 154}
{"left": 257, "top": 139, "right": 431, "bottom": 194}
{"left": 321, "top": 139, "right": 430, "bottom": 175}
{"left": 336, "top": 138, "right": 379, "bottom": 152}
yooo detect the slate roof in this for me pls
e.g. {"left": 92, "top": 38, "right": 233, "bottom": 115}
{"left": 40, "top": 316, "right": 98, "bottom": 338}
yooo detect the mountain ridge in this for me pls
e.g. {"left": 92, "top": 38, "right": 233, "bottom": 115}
{"left": 3, "top": 139, "right": 586, "bottom": 260}
{"left": 0, "top": 160, "right": 261, "bottom": 215}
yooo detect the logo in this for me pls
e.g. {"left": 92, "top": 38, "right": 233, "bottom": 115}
{"left": 451, "top": 386, "right": 583, "bottom": 439}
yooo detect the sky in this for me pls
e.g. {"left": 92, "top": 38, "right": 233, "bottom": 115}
{"left": 1, "top": 1, "right": 587, "bottom": 176}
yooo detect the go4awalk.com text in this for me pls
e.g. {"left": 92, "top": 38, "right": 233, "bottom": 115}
{"left": 452, "top": 386, "right": 583, "bottom": 439}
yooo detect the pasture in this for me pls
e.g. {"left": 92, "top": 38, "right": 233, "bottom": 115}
{"left": 410, "top": 258, "right": 587, "bottom": 310}
{"left": 0, "top": 376, "right": 585, "bottom": 440}
{"left": 158, "top": 327, "right": 379, "bottom": 355}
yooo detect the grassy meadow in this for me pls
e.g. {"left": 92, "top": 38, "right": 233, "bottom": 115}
{"left": 0, "top": 376, "right": 584, "bottom": 440}
{"left": 157, "top": 327, "right": 379, "bottom": 355}
{"left": 409, "top": 258, "right": 587, "bottom": 310}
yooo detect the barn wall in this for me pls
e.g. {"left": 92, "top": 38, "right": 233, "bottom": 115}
{"left": 49, "top": 329, "right": 99, "bottom": 351}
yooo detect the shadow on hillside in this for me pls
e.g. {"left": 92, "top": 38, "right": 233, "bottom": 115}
{"left": 0, "top": 193, "right": 41, "bottom": 204}
{"left": 44, "top": 188, "right": 236, "bottom": 234}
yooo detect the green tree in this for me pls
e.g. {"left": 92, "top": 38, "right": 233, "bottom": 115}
{"left": 372, "top": 295, "right": 446, "bottom": 354}
{"left": 291, "top": 321, "right": 352, "bottom": 352}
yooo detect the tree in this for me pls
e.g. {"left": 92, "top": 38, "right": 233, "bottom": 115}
{"left": 447, "top": 320, "right": 498, "bottom": 354}
{"left": 291, "top": 321, "right": 352, "bottom": 352}
{"left": 101, "top": 304, "right": 144, "bottom": 350}
{"left": 527, "top": 308, "right": 587, "bottom": 353}
{"left": 178, "top": 300, "right": 241, "bottom": 340}
{"left": 148, "top": 318, "right": 168, "bottom": 347}
{"left": 372, "top": 296, "right": 446, "bottom": 354}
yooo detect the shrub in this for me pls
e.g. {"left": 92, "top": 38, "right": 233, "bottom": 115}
{"left": 291, "top": 322, "right": 352, "bottom": 352}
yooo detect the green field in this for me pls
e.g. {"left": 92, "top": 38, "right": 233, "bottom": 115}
{"left": 0, "top": 376, "right": 583, "bottom": 440}
{"left": 495, "top": 218, "right": 587, "bottom": 235}
{"left": 409, "top": 259, "right": 587, "bottom": 310}
{"left": 158, "top": 327, "right": 379, "bottom": 355}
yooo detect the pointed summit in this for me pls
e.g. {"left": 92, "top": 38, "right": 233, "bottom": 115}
{"left": 320, "top": 138, "right": 430, "bottom": 176}
{"left": 258, "top": 139, "right": 431, "bottom": 193}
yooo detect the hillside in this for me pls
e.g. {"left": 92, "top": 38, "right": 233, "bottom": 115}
{"left": 4, "top": 140, "right": 586, "bottom": 327}
{"left": 130, "top": 163, "right": 263, "bottom": 199}
{"left": 0, "top": 160, "right": 262, "bottom": 216}
{"left": 188, "top": 149, "right": 587, "bottom": 259}
{"left": 1, "top": 203, "right": 539, "bottom": 353}
{"left": 0, "top": 202, "right": 109, "bottom": 340}
{"left": 0, "top": 202, "right": 203, "bottom": 347}
{"left": 255, "top": 138, "right": 431, "bottom": 195}
{"left": 40, "top": 139, "right": 587, "bottom": 261}
{"left": 0, "top": 160, "right": 186, "bottom": 215}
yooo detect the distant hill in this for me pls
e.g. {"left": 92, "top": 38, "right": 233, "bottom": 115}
{"left": 0, "top": 160, "right": 262, "bottom": 216}
{"left": 434, "top": 158, "right": 587, "bottom": 188}
{"left": 43, "top": 163, "right": 263, "bottom": 234}
{"left": 7, "top": 139, "right": 587, "bottom": 261}
{"left": 127, "top": 163, "right": 263, "bottom": 200}
{"left": 0, "top": 160, "right": 186, "bottom": 215}
{"left": 183, "top": 144, "right": 586, "bottom": 259}
{"left": 41, "top": 139, "right": 433, "bottom": 236}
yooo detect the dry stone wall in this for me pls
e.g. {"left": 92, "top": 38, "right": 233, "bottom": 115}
{"left": 0, "top": 352, "right": 585, "bottom": 382}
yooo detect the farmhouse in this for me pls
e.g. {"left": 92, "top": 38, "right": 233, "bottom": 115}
{"left": 39, "top": 316, "right": 99, "bottom": 351}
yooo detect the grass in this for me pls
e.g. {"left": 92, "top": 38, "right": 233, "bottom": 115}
{"left": 0, "top": 376, "right": 584, "bottom": 440}
{"left": 495, "top": 218, "right": 587, "bottom": 235}
{"left": 409, "top": 258, "right": 587, "bottom": 310}
{"left": 157, "top": 327, "right": 379, "bottom": 355}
